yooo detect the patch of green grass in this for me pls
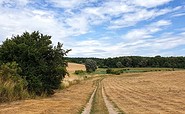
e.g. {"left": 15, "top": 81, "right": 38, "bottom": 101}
{"left": 112, "top": 67, "right": 179, "bottom": 71}
{"left": 75, "top": 67, "right": 180, "bottom": 77}
{"left": 92, "top": 69, "right": 107, "bottom": 75}
{"left": 100, "top": 67, "right": 184, "bottom": 75}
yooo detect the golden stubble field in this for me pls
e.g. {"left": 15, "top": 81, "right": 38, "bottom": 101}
{"left": 65, "top": 63, "right": 86, "bottom": 81}
{"left": 103, "top": 71, "right": 185, "bottom": 114}
{"left": 67, "top": 63, "right": 85, "bottom": 74}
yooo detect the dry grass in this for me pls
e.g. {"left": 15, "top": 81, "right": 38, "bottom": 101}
{"left": 0, "top": 62, "right": 95, "bottom": 114}
{"left": 103, "top": 71, "right": 185, "bottom": 114}
{"left": 0, "top": 78, "right": 98, "bottom": 114}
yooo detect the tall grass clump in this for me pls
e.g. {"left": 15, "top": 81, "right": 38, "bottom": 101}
{"left": 0, "top": 62, "right": 29, "bottom": 103}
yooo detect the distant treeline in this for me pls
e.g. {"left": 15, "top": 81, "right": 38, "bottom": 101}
{"left": 66, "top": 56, "right": 185, "bottom": 68}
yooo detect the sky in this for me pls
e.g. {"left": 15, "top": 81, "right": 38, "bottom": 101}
{"left": 0, "top": 0, "right": 185, "bottom": 58}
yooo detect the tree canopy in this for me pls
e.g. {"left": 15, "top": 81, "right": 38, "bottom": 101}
{"left": 0, "top": 31, "right": 71, "bottom": 95}
{"left": 66, "top": 56, "right": 185, "bottom": 69}
{"left": 85, "top": 59, "right": 97, "bottom": 72}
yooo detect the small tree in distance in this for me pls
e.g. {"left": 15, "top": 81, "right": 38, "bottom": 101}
{"left": 116, "top": 61, "right": 124, "bottom": 68}
{"left": 85, "top": 59, "right": 97, "bottom": 73}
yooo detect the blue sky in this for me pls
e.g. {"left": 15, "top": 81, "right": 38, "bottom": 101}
{"left": 0, "top": 0, "right": 185, "bottom": 57}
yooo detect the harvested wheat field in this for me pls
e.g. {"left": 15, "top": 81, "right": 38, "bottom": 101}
{"left": 1, "top": 66, "right": 185, "bottom": 114}
{"left": 65, "top": 63, "right": 86, "bottom": 82}
{"left": 67, "top": 63, "right": 85, "bottom": 74}
{"left": 103, "top": 71, "right": 185, "bottom": 114}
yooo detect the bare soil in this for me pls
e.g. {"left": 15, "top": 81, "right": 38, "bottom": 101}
{"left": 103, "top": 71, "right": 185, "bottom": 114}
{"left": 82, "top": 87, "right": 97, "bottom": 114}
{"left": 102, "top": 86, "right": 118, "bottom": 114}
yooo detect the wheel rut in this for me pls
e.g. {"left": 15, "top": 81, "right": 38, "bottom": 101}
{"left": 82, "top": 77, "right": 121, "bottom": 114}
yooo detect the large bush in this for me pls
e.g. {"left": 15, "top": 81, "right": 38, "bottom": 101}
{"left": 85, "top": 59, "right": 97, "bottom": 73}
{"left": 0, "top": 31, "right": 70, "bottom": 95}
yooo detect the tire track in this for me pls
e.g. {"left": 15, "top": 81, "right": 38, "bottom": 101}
{"left": 90, "top": 78, "right": 109, "bottom": 114}
{"left": 102, "top": 85, "right": 120, "bottom": 114}
{"left": 81, "top": 87, "right": 97, "bottom": 114}
{"left": 82, "top": 77, "right": 121, "bottom": 114}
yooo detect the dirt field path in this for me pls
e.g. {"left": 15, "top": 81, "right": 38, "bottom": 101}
{"left": 102, "top": 86, "right": 118, "bottom": 114}
{"left": 82, "top": 87, "right": 97, "bottom": 114}
{"left": 82, "top": 77, "right": 120, "bottom": 114}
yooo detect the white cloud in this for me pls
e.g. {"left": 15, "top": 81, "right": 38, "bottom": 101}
{"left": 122, "top": 20, "right": 171, "bottom": 40}
{"left": 81, "top": 1, "right": 136, "bottom": 25}
{"left": 46, "top": 0, "right": 98, "bottom": 9}
{"left": 64, "top": 15, "right": 89, "bottom": 35}
{"left": 108, "top": 8, "right": 171, "bottom": 29}
{"left": 131, "top": 0, "right": 172, "bottom": 8}
{"left": 67, "top": 39, "right": 109, "bottom": 57}
{"left": 45, "top": 0, "right": 177, "bottom": 31}
{"left": 0, "top": 0, "right": 184, "bottom": 57}
{"left": 0, "top": 7, "right": 66, "bottom": 43}
{"left": 46, "top": 0, "right": 85, "bottom": 8}
{"left": 80, "top": 1, "right": 172, "bottom": 28}
{"left": 0, "top": 0, "right": 30, "bottom": 7}
{"left": 149, "top": 35, "right": 185, "bottom": 51}
{"left": 118, "top": 32, "right": 185, "bottom": 57}
{"left": 100, "top": 1, "right": 136, "bottom": 16}
{"left": 149, "top": 20, "right": 171, "bottom": 27}
{"left": 76, "top": 40, "right": 101, "bottom": 46}
{"left": 173, "top": 13, "right": 185, "bottom": 17}
{"left": 0, "top": 3, "right": 90, "bottom": 44}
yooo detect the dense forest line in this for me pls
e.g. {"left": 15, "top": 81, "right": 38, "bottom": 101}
{"left": 66, "top": 56, "right": 185, "bottom": 69}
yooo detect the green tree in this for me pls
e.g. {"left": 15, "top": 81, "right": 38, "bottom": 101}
{"left": 0, "top": 31, "right": 70, "bottom": 95}
{"left": 85, "top": 59, "right": 97, "bottom": 73}
{"left": 116, "top": 61, "right": 124, "bottom": 68}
